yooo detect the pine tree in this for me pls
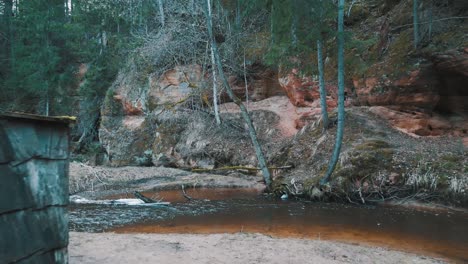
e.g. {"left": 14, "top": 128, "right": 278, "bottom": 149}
{"left": 5, "top": 0, "right": 67, "bottom": 114}
{"left": 266, "top": 0, "right": 335, "bottom": 127}
{"left": 0, "top": 0, "right": 13, "bottom": 98}
{"left": 413, "top": 0, "right": 419, "bottom": 48}
{"left": 317, "top": 38, "right": 329, "bottom": 128}
{"left": 266, "top": 0, "right": 335, "bottom": 68}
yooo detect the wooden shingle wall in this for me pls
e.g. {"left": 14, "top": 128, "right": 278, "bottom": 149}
{"left": 0, "top": 115, "right": 70, "bottom": 264}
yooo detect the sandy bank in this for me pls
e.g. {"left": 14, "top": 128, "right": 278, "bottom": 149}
{"left": 69, "top": 232, "right": 444, "bottom": 264}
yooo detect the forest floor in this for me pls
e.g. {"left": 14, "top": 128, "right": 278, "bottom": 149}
{"left": 69, "top": 232, "right": 444, "bottom": 264}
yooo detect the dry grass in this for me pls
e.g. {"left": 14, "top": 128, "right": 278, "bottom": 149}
{"left": 404, "top": 162, "right": 439, "bottom": 192}
{"left": 69, "top": 162, "right": 110, "bottom": 194}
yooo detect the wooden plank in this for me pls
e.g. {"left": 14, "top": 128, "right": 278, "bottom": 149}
{"left": 0, "top": 206, "right": 68, "bottom": 263}
{"left": 14, "top": 247, "right": 68, "bottom": 264}
{"left": 0, "top": 159, "right": 68, "bottom": 214}
{"left": 0, "top": 124, "right": 14, "bottom": 164}
{"left": 0, "top": 112, "right": 70, "bottom": 264}
{"left": 0, "top": 165, "right": 35, "bottom": 214}
{"left": 34, "top": 123, "right": 69, "bottom": 160}
{"left": 1, "top": 120, "right": 39, "bottom": 165}
{"left": 1, "top": 120, "right": 69, "bottom": 163}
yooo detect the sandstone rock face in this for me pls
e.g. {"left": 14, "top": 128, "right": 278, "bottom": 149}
{"left": 100, "top": 63, "right": 287, "bottom": 166}
{"left": 278, "top": 69, "right": 358, "bottom": 129}
{"left": 150, "top": 110, "right": 282, "bottom": 169}
{"left": 146, "top": 63, "right": 284, "bottom": 107}
{"left": 99, "top": 114, "right": 154, "bottom": 166}
{"left": 99, "top": 48, "right": 468, "bottom": 166}
{"left": 148, "top": 64, "right": 204, "bottom": 108}
{"left": 221, "top": 64, "right": 285, "bottom": 102}
{"left": 278, "top": 70, "right": 316, "bottom": 107}
{"left": 366, "top": 109, "right": 466, "bottom": 140}
{"left": 100, "top": 64, "right": 211, "bottom": 166}
{"left": 220, "top": 96, "right": 312, "bottom": 137}
{"left": 249, "top": 68, "right": 285, "bottom": 100}
{"left": 278, "top": 69, "right": 327, "bottom": 107}
{"left": 278, "top": 68, "right": 357, "bottom": 108}
{"left": 432, "top": 48, "right": 468, "bottom": 77}
{"left": 369, "top": 106, "right": 467, "bottom": 137}
{"left": 431, "top": 49, "right": 468, "bottom": 117}
{"left": 352, "top": 50, "right": 468, "bottom": 139}
{"left": 353, "top": 66, "right": 440, "bottom": 109}
{"left": 99, "top": 64, "right": 154, "bottom": 166}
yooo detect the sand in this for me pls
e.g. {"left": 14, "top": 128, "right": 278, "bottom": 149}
{"left": 69, "top": 232, "right": 444, "bottom": 264}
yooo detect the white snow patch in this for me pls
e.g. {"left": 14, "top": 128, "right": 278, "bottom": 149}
{"left": 69, "top": 195, "right": 170, "bottom": 206}
{"left": 112, "top": 199, "right": 145, "bottom": 205}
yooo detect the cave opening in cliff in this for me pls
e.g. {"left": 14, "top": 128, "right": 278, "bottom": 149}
{"left": 433, "top": 70, "right": 468, "bottom": 117}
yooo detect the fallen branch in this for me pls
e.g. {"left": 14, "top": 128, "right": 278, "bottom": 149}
{"left": 181, "top": 185, "right": 194, "bottom": 201}
{"left": 358, "top": 187, "right": 365, "bottom": 204}
{"left": 134, "top": 191, "right": 157, "bottom": 203}
{"left": 191, "top": 165, "right": 292, "bottom": 173}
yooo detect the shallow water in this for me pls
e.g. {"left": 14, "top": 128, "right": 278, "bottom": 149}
{"left": 70, "top": 188, "right": 468, "bottom": 263}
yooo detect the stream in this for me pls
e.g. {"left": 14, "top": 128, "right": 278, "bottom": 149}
{"left": 69, "top": 188, "right": 468, "bottom": 263}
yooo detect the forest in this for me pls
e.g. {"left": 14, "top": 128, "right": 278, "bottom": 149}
{"left": 2, "top": 0, "right": 465, "bottom": 199}
{"left": 1, "top": 0, "right": 467, "bottom": 199}
{"left": 0, "top": 0, "right": 467, "bottom": 262}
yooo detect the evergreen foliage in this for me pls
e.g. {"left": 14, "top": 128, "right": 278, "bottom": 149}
{"left": 0, "top": 0, "right": 160, "bottom": 147}
{"left": 0, "top": 0, "right": 156, "bottom": 115}
{"left": 265, "top": 0, "right": 336, "bottom": 73}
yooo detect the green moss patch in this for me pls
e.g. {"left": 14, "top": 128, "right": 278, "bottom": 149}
{"left": 334, "top": 139, "right": 394, "bottom": 186}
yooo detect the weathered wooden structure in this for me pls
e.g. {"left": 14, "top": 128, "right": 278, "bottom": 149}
{"left": 0, "top": 113, "right": 73, "bottom": 263}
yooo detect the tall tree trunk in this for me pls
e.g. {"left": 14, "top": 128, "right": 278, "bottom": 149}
{"left": 45, "top": 5, "right": 51, "bottom": 116}
{"left": 291, "top": 0, "right": 298, "bottom": 46}
{"left": 317, "top": 39, "right": 329, "bottom": 129}
{"left": 347, "top": 0, "right": 356, "bottom": 17}
{"left": 45, "top": 81, "right": 50, "bottom": 116}
{"left": 270, "top": 3, "right": 275, "bottom": 45}
{"left": 243, "top": 50, "right": 249, "bottom": 110}
{"left": 51, "top": 0, "right": 66, "bottom": 19}
{"left": 428, "top": 0, "right": 433, "bottom": 41}
{"left": 210, "top": 44, "right": 221, "bottom": 125}
{"left": 190, "top": 0, "right": 195, "bottom": 11}
{"left": 413, "top": 0, "right": 419, "bottom": 48}
{"left": 320, "top": 0, "right": 345, "bottom": 185}
{"left": 207, "top": 0, "right": 220, "bottom": 125}
{"left": 204, "top": 0, "right": 272, "bottom": 189}
{"left": 158, "top": 0, "right": 165, "bottom": 27}
{"left": 13, "top": 0, "right": 18, "bottom": 16}
{"left": 235, "top": 0, "right": 241, "bottom": 30}
{"left": 138, "top": 0, "right": 143, "bottom": 28}
{"left": 3, "top": 0, "right": 13, "bottom": 70}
